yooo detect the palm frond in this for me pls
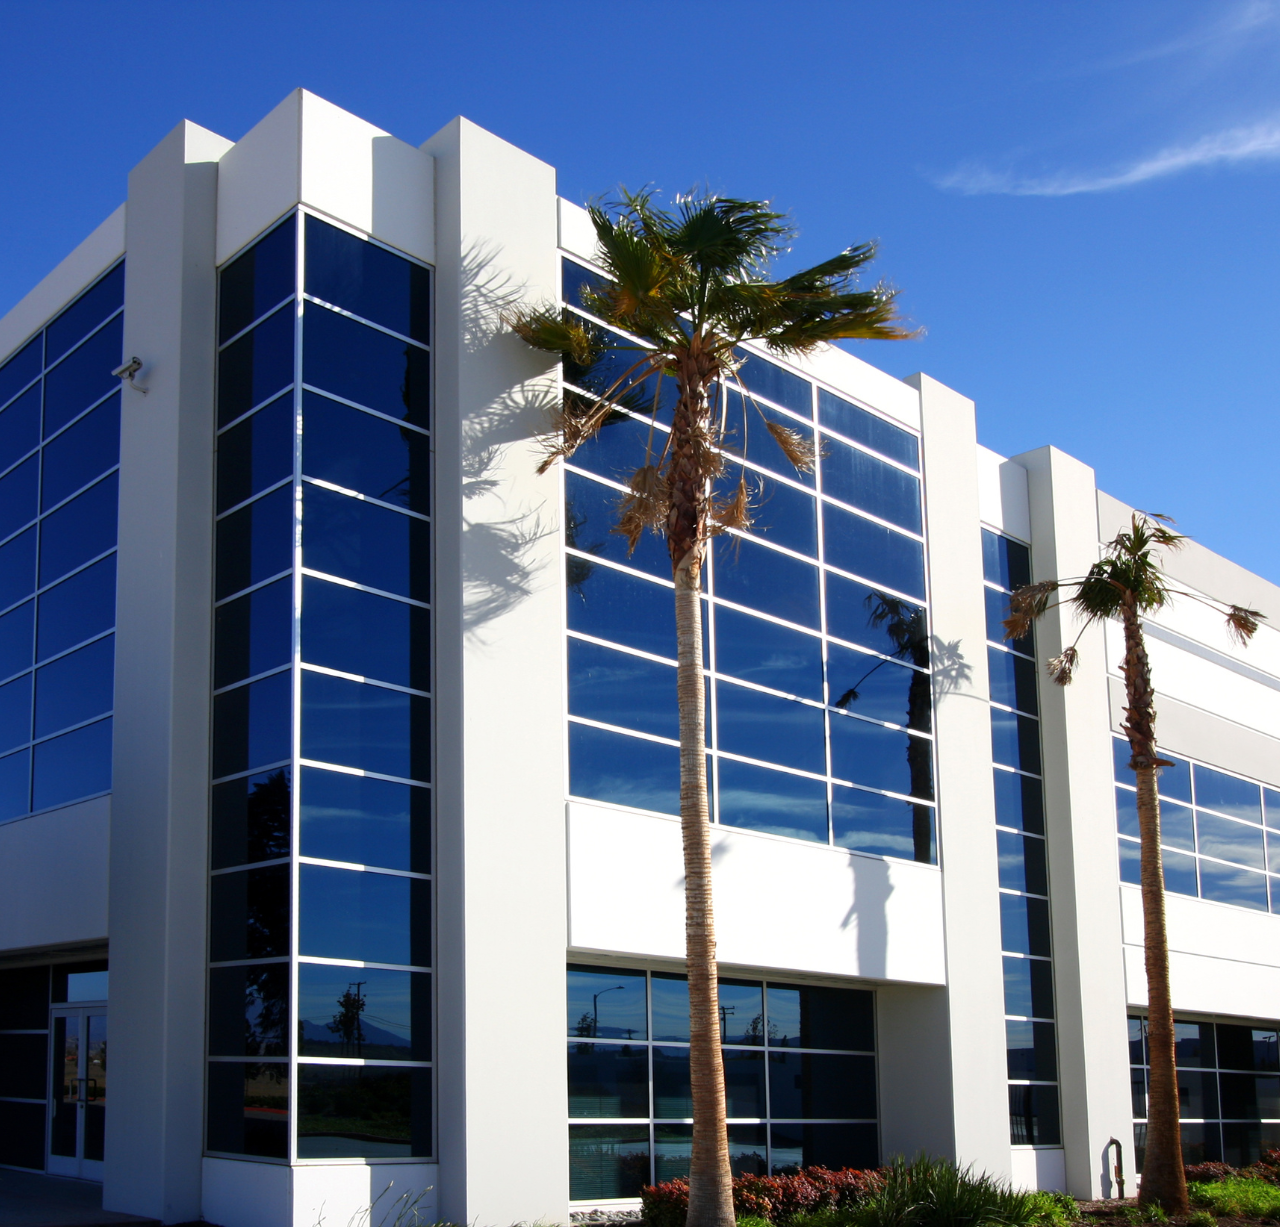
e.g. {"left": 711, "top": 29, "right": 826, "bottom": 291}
{"left": 506, "top": 307, "right": 598, "bottom": 365}
{"left": 614, "top": 464, "right": 670, "bottom": 554}
{"left": 536, "top": 391, "right": 616, "bottom": 474}
{"left": 1046, "top": 646, "right": 1079, "bottom": 686}
{"left": 765, "top": 419, "right": 817, "bottom": 472}
{"left": 1226, "top": 604, "right": 1264, "bottom": 645}
{"left": 1004, "top": 581, "right": 1058, "bottom": 640}
{"left": 711, "top": 474, "right": 754, "bottom": 535}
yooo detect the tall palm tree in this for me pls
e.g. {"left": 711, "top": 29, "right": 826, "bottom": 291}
{"left": 1004, "top": 512, "right": 1264, "bottom": 1214}
{"left": 510, "top": 189, "right": 914, "bottom": 1227}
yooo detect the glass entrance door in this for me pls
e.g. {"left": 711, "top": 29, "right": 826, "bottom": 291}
{"left": 48, "top": 1008, "right": 107, "bottom": 1180}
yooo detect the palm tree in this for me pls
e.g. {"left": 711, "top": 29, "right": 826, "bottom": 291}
{"left": 1004, "top": 512, "right": 1264, "bottom": 1214}
{"left": 510, "top": 189, "right": 914, "bottom": 1227}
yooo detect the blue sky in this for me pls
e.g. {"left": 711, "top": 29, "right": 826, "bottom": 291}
{"left": 2, "top": 1, "right": 1277, "bottom": 579}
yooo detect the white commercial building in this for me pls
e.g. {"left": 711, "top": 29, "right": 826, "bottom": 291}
{"left": 0, "top": 90, "right": 1277, "bottom": 1227}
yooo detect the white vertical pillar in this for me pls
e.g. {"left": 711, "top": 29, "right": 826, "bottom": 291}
{"left": 1013, "top": 446, "right": 1132, "bottom": 1198}
{"left": 423, "top": 117, "right": 569, "bottom": 1224}
{"left": 104, "top": 119, "right": 231, "bottom": 1222}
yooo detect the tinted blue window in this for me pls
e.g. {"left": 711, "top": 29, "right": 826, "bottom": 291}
{"left": 567, "top": 412, "right": 660, "bottom": 485}
{"left": 32, "top": 717, "right": 111, "bottom": 810}
{"left": 1163, "top": 848, "right": 1199, "bottom": 896}
{"left": 567, "top": 563, "right": 676, "bottom": 659}
{"left": 1266, "top": 790, "right": 1280, "bottom": 831}
{"left": 768, "top": 1052, "right": 876, "bottom": 1119}
{"left": 1161, "top": 800, "right": 1196, "bottom": 851}
{"left": 208, "top": 863, "right": 289, "bottom": 962}
{"left": 303, "top": 305, "right": 429, "bottom": 428}
{"left": 823, "top": 503, "right": 924, "bottom": 598}
{"left": 733, "top": 351, "right": 812, "bottom": 416}
{"left": 712, "top": 536, "right": 820, "bottom": 628}
{"left": 985, "top": 586, "right": 1034, "bottom": 655}
{"left": 982, "top": 531, "right": 1031, "bottom": 591}
{"left": 41, "top": 393, "right": 119, "bottom": 511}
{"left": 1118, "top": 838, "right": 1141, "bottom": 885}
{"left": 298, "top": 963, "right": 429, "bottom": 1060}
{"left": 0, "top": 337, "right": 41, "bottom": 411}
{"left": 817, "top": 389, "right": 918, "bottom": 470}
{"left": 0, "top": 748, "right": 28, "bottom": 819}
{"left": 717, "top": 757, "right": 827, "bottom": 843}
{"left": 217, "top": 306, "right": 294, "bottom": 427}
{"left": 299, "top": 864, "right": 429, "bottom": 966}
{"left": 569, "top": 638, "right": 676, "bottom": 740}
{"left": 0, "top": 529, "right": 36, "bottom": 611}
{"left": 37, "top": 556, "right": 115, "bottom": 662}
{"left": 995, "top": 769, "right": 1043, "bottom": 834}
{"left": 38, "top": 474, "right": 117, "bottom": 587}
{"left": 566, "top": 326, "right": 675, "bottom": 423}
{"left": 302, "top": 485, "right": 428, "bottom": 602}
{"left": 214, "top": 577, "right": 292, "bottom": 689}
{"left": 988, "top": 647, "right": 1038, "bottom": 715}
{"left": 998, "top": 829, "right": 1048, "bottom": 895}
{"left": 1000, "top": 893, "right": 1051, "bottom": 957}
{"left": 305, "top": 216, "right": 430, "bottom": 343}
{"left": 0, "top": 385, "right": 41, "bottom": 473}
{"left": 300, "top": 672, "right": 429, "bottom": 781}
{"left": 216, "top": 393, "right": 292, "bottom": 514}
{"left": 212, "top": 671, "right": 291, "bottom": 779}
{"left": 43, "top": 315, "right": 121, "bottom": 438}
{"left": 0, "top": 673, "right": 31, "bottom": 752}
{"left": 722, "top": 388, "right": 816, "bottom": 487}
{"left": 211, "top": 767, "right": 291, "bottom": 870}
{"left": 829, "top": 642, "right": 931, "bottom": 732}
{"left": 1004, "top": 955, "right": 1055, "bottom": 1020}
{"left": 1115, "top": 786, "right": 1139, "bottom": 838}
{"left": 826, "top": 572, "right": 925, "bottom": 659}
{"left": 1111, "top": 738, "right": 1131, "bottom": 779}
{"left": 0, "top": 456, "right": 37, "bottom": 541}
{"left": 713, "top": 605, "right": 821, "bottom": 699}
{"left": 215, "top": 485, "right": 292, "bottom": 601}
{"left": 716, "top": 682, "right": 825, "bottom": 774}
{"left": 830, "top": 713, "right": 933, "bottom": 799}
{"left": 769, "top": 1122, "right": 878, "bottom": 1172}
{"left": 565, "top": 469, "right": 670, "bottom": 580}
{"left": 34, "top": 635, "right": 113, "bottom": 737}
{"left": 1198, "top": 813, "right": 1265, "bottom": 869}
{"left": 1195, "top": 764, "right": 1262, "bottom": 823}
{"left": 991, "top": 709, "right": 1041, "bottom": 775}
{"left": 820, "top": 437, "right": 921, "bottom": 533}
{"left": 1158, "top": 755, "right": 1192, "bottom": 803}
{"left": 46, "top": 265, "right": 125, "bottom": 366}
{"left": 832, "top": 784, "right": 934, "bottom": 862}
{"left": 302, "top": 392, "right": 429, "bottom": 513}
{"left": 737, "top": 476, "right": 818, "bottom": 556}
{"left": 0, "top": 601, "right": 33, "bottom": 679}
{"left": 570, "top": 1043, "right": 650, "bottom": 1118}
{"left": 562, "top": 258, "right": 608, "bottom": 312}
{"left": 569, "top": 722, "right": 680, "bottom": 816}
{"left": 1007, "top": 1020, "right": 1058, "bottom": 1081}
{"left": 1199, "top": 859, "right": 1267, "bottom": 911}
{"left": 301, "top": 575, "right": 427, "bottom": 691}
{"left": 219, "top": 215, "right": 296, "bottom": 344}
{"left": 300, "top": 765, "right": 428, "bottom": 873}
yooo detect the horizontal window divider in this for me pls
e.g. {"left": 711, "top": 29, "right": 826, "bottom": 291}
{"left": 815, "top": 424, "right": 920, "bottom": 477}
{"left": 561, "top": 306, "right": 662, "bottom": 355}
{"left": 1006, "top": 1080, "right": 1061, "bottom": 1087}
{"left": 300, "top": 476, "right": 430, "bottom": 523}
{"left": 717, "top": 525, "right": 823, "bottom": 570}
{"left": 300, "top": 568, "right": 431, "bottom": 608}
{"left": 297, "top": 758, "right": 431, "bottom": 789}
{"left": 714, "top": 750, "right": 831, "bottom": 785}
{"left": 210, "top": 858, "right": 291, "bottom": 877}
{"left": 1004, "top": 1015, "right": 1057, "bottom": 1023}
{"left": 295, "top": 1056, "right": 432, "bottom": 1068}
{"left": 0, "top": 375, "right": 41, "bottom": 416}
{"left": 814, "top": 492, "right": 924, "bottom": 544}
{"left": 571, "top": 1038, "right": 874, "bottom": 1057}
{"left": 989, "top": 700, "right": 1039, "bottom": 719}
{"left": 301, "top": 295, "right": 431, "bottom": 353}
{"left": 298, "top": 661, "right": 430, "bottom": 698}
{"left": 301, "top": 204, "right": 436, "bottom": 272}
{"left": 834, "top": 780, "right": 935, "bottom": 809}
{"left": 819, "top": 561, "right": 923, "bottom": 609}
{"left": 296, "top": 955, "right": 431, "bottom": 973}
{"left": 213, "top": 664, "right": 292, "bottom": 696}
{"left": 988, "top": 640, "right": 1036, "bottom": 661}
{"left": 0, "top": 1029, "right": 49, "bottom": 1035}
{"left": 207, "top": 1054, "right": 288, "bottom": 1063}
{"left": 561, "top": 382, "right": 669, "bottom": 432}
{"left": 830, "top": 705, "right": 931, "bottom": 740}
{"left": 297, "top": 382, "right": 429, "bottom": 433}
{"left": 0, "top": 787, "right": 110, "bottom": 824}
{"left": 992, "top": 763, "right": 1044, "bottom": 782}
{"left": 713, "top": 673, "right": 834, "bottom": 713}
{"left": 0, "top": 470, "right": 119, "bottom": 556}
{"left": 43, "top": 385, "right": 124, "bottom": 443}
{"left": 217, "top": 297, "right": 297, "bottom": 352}
{"left": 567, "top": 630, "right": 677, "bottom": 668}
{"left": 998, "top": 887, "right": 1050, "bottom": 900}
{"left": 207, "top": 957, "right": 290, "bottom": 969}
{"left": 215, "top": 388, "right": 296, "bottom": 437}
{"left": 31, "top": 711, "right": 111, "bottom": 747}
{"left": 563, "top": 464, "right": 633, "bottom": 496}
{"left": 995, "top": 824, "right": 1046, "bottom": 840}
{"left": 1002, "top": 952, "right": 1053, "bottom": 962}
{"left": 1194, "top": 853, "right": 1268, "bottom": 873}
{"left": 297, "top": 856, "right": 431, "bottom": 880}
{"left": 215, "top": 570, "right": 295, "bottom": 607}
{"left": 723, "top": 377, "right": 815, "bottom": 429}
{"left": 212, "top": 758, "right": 292, "bottom": 785}
{"left": 564, "top": 548, "right": 675, "bottom": 590}
{"left": 0, "top": 400, "right": 123, "bottom": 488}
{"left": 215, "top": 475, "right": 294, "bottom": 521}
{"left": 715, "top": 451, "right": 819, "bottom": 496}
{"left": 1192, "top": 806, "right": 1268, "bottom": 828}
{"left": 33, "top": 629, "right": 115, "bottom": 674}
{"left": 45, "top": 308, "right": 125, "bottom": 372}
{"left": 823, "top": 636, "right": 930, "bottom": 676}
{"left": 568, "top": 715, "right": 680, "bottom": 751}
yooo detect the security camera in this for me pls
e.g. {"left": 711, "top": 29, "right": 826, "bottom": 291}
{"left": 112, "top": 356, "right": 148, "bottom": 393}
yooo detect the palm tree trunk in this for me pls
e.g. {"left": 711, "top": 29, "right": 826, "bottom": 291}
{"left": 1121, "top": 605, "right": 1188, "bottom": 1214}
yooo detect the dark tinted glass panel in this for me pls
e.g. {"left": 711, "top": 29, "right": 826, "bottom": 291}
{"left": 713, "top": 536, "right": 820, "bottom": 628}
{"left": 1175, "top": 1070, "right": 1220, "bottom": 1119}
{"left": 1003, "top": 955, "right": 1055, "bottom": 1019}
{"left": 211, "top": 671, "right": 291, "bottom": 778}
{"left": 205, "top": 1061, "right": 288, "bottom": 1159}
{"left": 569, "top": 722, "right": 680, "bottom": 816}
{"left": 300, "top": 765, "right": 428, "bottom": 873}
{"left": 734, "top": 352, "right": 812, "bottom": 416}
{"left": 302, "top": 485, "right": 428, "bottom": 602}
{"left": 1219, "top": 1073, "right": 1280, "bottom": 1120}
{"left": 738, "top": 477, "right": 818, "bottom": 556}
{"left": 301, "top": 672, "right": 428, "bottom": 781}
{"left": 817, "top": 390, "right": 918, "bottom": 469}
{"left": 829, "top": 642, "right": 930, "bottom": 732}
{"left": 43, "top": 315, "right": 121, "bottom": 438}
{"left": 569, "top": 1125, "right": 650, "bottom": 1200}
{"left": 215, "top": 393, "right": 292, "bottom": 513}
{"left": 562, "top": 258, "right": 609, "bottom": 309}
{"left": 1006, "top": 1019, "right": 1057, "bottom": 1080}
{"left": 830, "top": 713, "right": 933, "bottom": 799}
{"left": 217, "top": 306, "right": 294, "bottom": 427}
{"left": 208, "top": 964, "right": 288, "bottom": 1057}
{"left": 768, "top": 1052, "right": 876, "bottom": 1119}
{"left": 219, "top": 215, "right": 296, "bottom": 343}
{"left": 1116, "top": 786, "right": 1139, "bottom": 838}
{"left": 303, "top": 305, "right": 429, "bottom": 428}
{"left": 299, "top": 864, "right": 429, "bottom": 967}
{"left": 39, "top": 473, "right": 117, "bottom": 586}
{"left": 1217, "top": 1024, "right": 1280, "bottom": 1072}
{"left": 991, "top": 709, "right": 1041, "bottom": 775}
{"left": 567, "top": 562, "right": 676, "bottom": 658}
{"left": 0, "top": 386, "right": 41, "bottom": 474}
{"left": 299, "top": 964, "right": 429, "bottom": 1061}
{"left": 0, "top": 674, "right": 31, "bottom": 753}
{"left": 0, "top": 337, "right": 41, "bottom": 410}
{"left": 565, "top": 469, "right": 669, "bottom": 580}
{"left": 305, "top": 216, "right": 430, "bottom": 343}
{"left": 982, "top": 531, "right": 1031, "bottom": 591}
{"left": 46, "top": 265, "right": 124, "bottom": 365}
{"left": 985, "top": 585, "right": 1034, "bottom": 655}
{"left": 653, "top": 1045, "right": 693, "bottom": 1117}
{"left": 0, "top": 601, "right": 32, "bottom": 679}
{"left": 1158, "top": 754, "right": 1193, "bottom": 802}
{"left": 1008, "top": 1084, "right": 1060, "bottom": 1146}
{"left": 722, "top": 389, "right": 816, "bottom": 488}
{"left": 569, "top": 637, "right": 676, "bottom": 740}
{"left": 0, "top": 528, "right": 35, "bottom": 610}
{"left": 714, "top": 606, "right": 822, "bottom": 700}
{"left": 994, "top": 769, "right": 1043, "bottom": 834}
{"left": 988, "top": 647, "right": 1038, "bottom": 715}
{"left": 211, "top": 768, "right": 291, "bottom": 869}
{"left": 209, "top": 865, "right": 289, "bottom": 961}
{"left": 0, "top": 966, "right": 48, "bottom": 1030}
{"left": 1163, "top": 848, "right": 1198, "bottom": 896}
{"left": 214, "top": 577, "right": 291, "bottom": 689}
{"left": 302, "top": 393, "right": 429, "bottom": 513}
{"left": 34, "top": 635, "right": 112, "bottom": 737}
{"left": 0, "top": 457, "right": 37, "bottom": 540}
{"left": 820, "top": 438, "right": 920, "bottom": 533}
{"left": 827, "top": 573, "right": 927, "bottom": 658}
{"left": 565, "top": 325, "right": 676, "bottom": 423}
{"left": 998, "top": 829, "right": 1048, "bottom": 895}
{"left": 568, "top": 966, "right": 648, "bottom": 1040}
{"left": 823, "top": 503, "right": 924, "bottom": 599}
{"left": 568, "top": 1043, "right": 649, "bottom": 1118}
{"left": 1198, "top": 812, "right": 1265, "bottom": 869}
{"left": 301, "top": 575, "right": 427, "bottom": 691}
{"left": 41, "top": 394, "right": 119, "bottom": 511}
{"left": 768, "top": 985, "right": 874, "bottom": 1052}
{"left": 37, "top": 555, "right": 114, "bottom": 662}
{"left": 770, "top": 1123, "right": 879, "bottom": 1174}
{"left": 718, "top": 758, "right": 827, "bottom": 843}
{"left": 716, "top": 682, "right": 824, "bottom": 774}
{"left": 0, "top": 749, "right": 30, "bottom": 819}
{"left": 649, "top": 975, "right": 765, "bottom": 1045}
{"left": 1171, "top": 1020, "right": 1216, "bottom": 1068}
{"left": 832, "top": 785, "right": 935, "bottom": 863}
{"left": 568, "top": 411, "right": 663, "bottom": 484}
{"left": 1195, "top": 765, "right": 1262, "bottom": 823}
{"left": 727, "top": 1052, "right": 768, "bottom": 1119}
{"left": 215, "top": 484, "right": 292, "bottom": 601}
{"left": 1199, "top": 859, "right": 1268, "bottom": 911}
{"left": 1000, "top": 893, "right": 1051, "bottom": 957}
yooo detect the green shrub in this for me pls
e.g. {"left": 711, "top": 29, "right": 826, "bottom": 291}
{"left": 1186, "top": 1210, "right": 1216, "bottom": 1227}
{"left": 1141, "top": 1204, "right": 1168, "bottom": 1224}
{"left": 852, "top": 1156, "right": 1045, "bottom": 1227}
{"left": 1025, "top": 1190, "right": 1078, "bottom": 1227}
{"left": 738, "top": 1217, "right": 774, "bottom": 1227}
{"left": 1188, "top": 1176, "right": 1280, "bottom": 1221}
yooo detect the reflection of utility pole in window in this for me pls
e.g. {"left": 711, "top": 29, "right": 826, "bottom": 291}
{"left": 592, "top": 984, "right": 625, "bottom": 1037}
{"left": 327, "top": 982, "right": 367, "bottom": 1055}
{"left": 719, "top": 1003, "right": 735, "bottom": 1038}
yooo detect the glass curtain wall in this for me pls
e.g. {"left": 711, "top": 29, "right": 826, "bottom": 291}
{"left": 206, "top": 211, "right": 433, "bottom": 1164}
{"left": 568, "top": 965, "right": 878, "bottom": 1201}
{"left": 561, "top": 258, "right": 936, "bottom": 862}
{"left": 982, "top": 530, "right": 1061, "bottom": 1147}
{"left": 0, "top": 263, "right": 123, "bottom": 822}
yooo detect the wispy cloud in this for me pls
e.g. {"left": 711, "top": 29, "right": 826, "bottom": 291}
{"left": 1082, "top": 0, "right": 1280, "bottom": 74}
{"left": 936, "top": 119, "right": 1280, "bottom": 197}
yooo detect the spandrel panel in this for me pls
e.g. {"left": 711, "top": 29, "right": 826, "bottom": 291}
{"left": 215, "top": 485, "right": 292, "bottom": 601}
{"left": 32, "top": 718, "right": 111, "bottom": 809}
{"left": 565, "top": 469, "right": 669, "bottom": 580}
{"left": 211, "top": 768, "right": 291, "bottom": 870}
{"left": 717, "top": 758, "right": 827, "bottom": 844}
{"left": 214, "top": 577, "right": 292, "bottom": 690}
{"left": 34, "top": 635, "right": 113, "bottom": 737}
{"left": 217, "top": 306, "right": 294, "bottom": 428}
{"left": 831, "top": 785, "right": 934, "bottom": 863}
{"left": 299, "top": 765, "right": 428, "bottom": 873}
{"left": 1009, "top": 1085, "right": 1059, "bottom": 1146}
{"left": 46, "top": 265, "right": 124, "bottom": 365}
{"left": 39, "top": 474, "right": 117, "bottom": 587}
{"left": 43, "top": 315, "right": 121, "bottom": 438}
{"left": 712, "top": 535, "right": 820, "bottom": 629}
{"left": 298, "top": 863, "right": 429, "bottom": 966}
{"left": 567, "top": 965, "right": 648, "bottom": 1040}
{"left": 568, "top": 721, "right": 680, "bottom": 817}
{"left": 820, "top": 437, "right": 920, "bottom": 533}
{"left": 715, "top": 681, "right": 825, "bottom": 775}
{"left": 567, "top": 562, "right": 676, "bottom": 658}
{"left": 818, "top": 389, "right": 918, "bottom": 470}
{"left": 830, "top": 712, "right": 933, "bottom": 799}
{"left": 300, "top": 575, "right": 427, "bottom": 691}
{"left": 216, "top": 394, "right": 293, "bottom": 514}
{"left": 713, "top": 605, "right": 822, "bottom": 700}
{"left": 0, "top": 674, "right": 32, "bottom": 753}
{"left": 208, "top": 964, "right": 288, "bottom": 1057}
{"left": 0, "top": 601, "right": 33, "bottom": 679}
{"left": 41, "top": 394, "right": 119, "bottom": 511}
{"left": 219, "top": 215, "right": 296, "bottom": 343}
{"left": 302, "top": 392, "right": 429, "bottom": 513}
{"left": 301, "top": 672, "right": 429, "bottom": 781}
{"left": 826, "top": 572, "right": 926, "bottom": 658}
{"left": 302, "top": 485, "right": 428, "bottom": 601}
{"left": 568, "top": 1042, "right": 649, "bottom": 1118}
{"left": 822, "top": 502, "right": 924, "bottom": 599}
{"left": 298, "top": 964, "right": 430, "bottom": 1060}
{"left": 37, "top": 555, "right": 115, "bottom": 662}
{"left": 0, "top": 385, "right": 41, "bottom": 474}
{"left": 767, "top": 1052, "right": 876, "bottom": 1119}
{"left": 0, "top": 748, "right": 29, "bottom": 819}
{"left": 569, "top": 637, "right": 676, "bottom": 740}
{"left": 994, "top": 770, "right": 1044, "bottom": 834}
{"left": 0, "top": 456, "right": 37, "bottom": 541}
{"left": 209, "top": 863, "right": 290, "bottom": 961}
{"left": 829, "top": 642, "right": 930, "bottom": 732}
{"left": 205, "top": 1061, "right": 288, "bottom": 1159}
{"left": 211, "top": 671, "right": 291, "bottom": 779}
{"left": 0, "top": 337, "right": 41, "bottom": 411}
{"left": 0, "top": 528, "right": 36, "bottom": 611}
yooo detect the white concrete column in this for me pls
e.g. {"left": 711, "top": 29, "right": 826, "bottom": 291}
{"left": 104, "top": 119, "right": 231, "bottom": 1223}
{"left": 423, "top": 117, "right": 569, "bottom": 1224}
{"left": 1013, "top": 446, "right": 1133, "bottom": 1198}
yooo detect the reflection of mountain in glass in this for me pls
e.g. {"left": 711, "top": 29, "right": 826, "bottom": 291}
{"left": 299, "top": 1018, "right": 409, "bottom": 1060}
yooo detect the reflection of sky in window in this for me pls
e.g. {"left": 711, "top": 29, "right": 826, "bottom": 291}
{"left": 567, "top": 966, "right": 647, "bottom": 1040}
{"left": 297, "top": 964, "right": 417, "bottom": 1051}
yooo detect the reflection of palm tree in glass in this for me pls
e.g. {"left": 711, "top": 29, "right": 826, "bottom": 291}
{"left": 248, "top": 770, "right": 290, "bottom": 861}
{"left": 327, "top": 982, "right": 367, "bottom": 1056}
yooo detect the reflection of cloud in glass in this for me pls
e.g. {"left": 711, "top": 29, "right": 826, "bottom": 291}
{"left": 717, "top": 760, "right": 827, "bottom": 843}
